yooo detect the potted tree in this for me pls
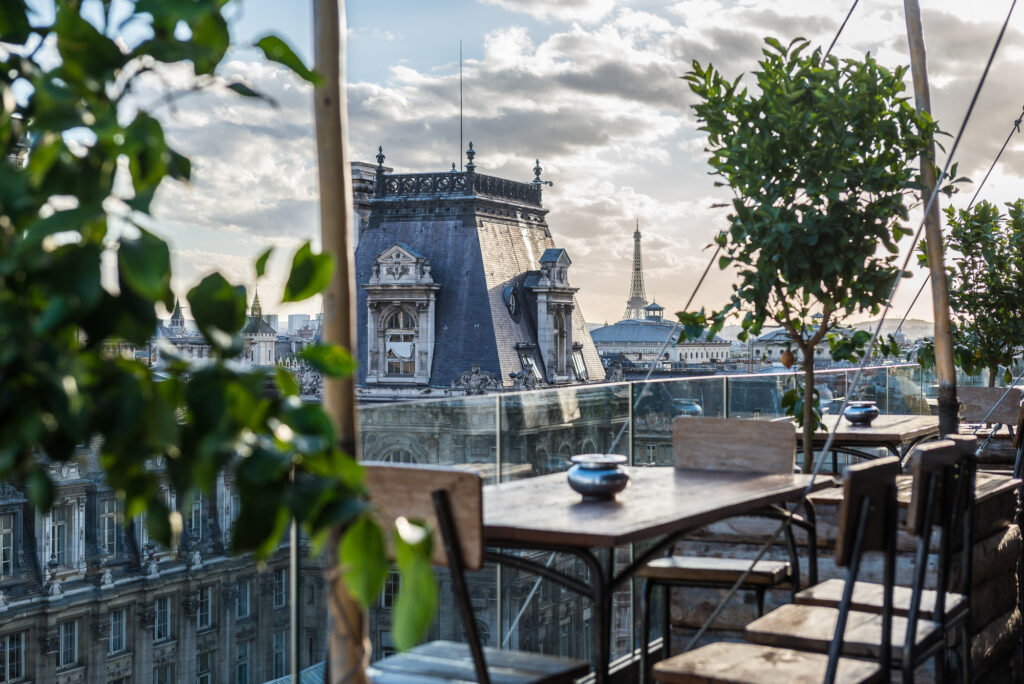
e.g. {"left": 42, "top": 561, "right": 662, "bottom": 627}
{"left": 678, "top": 38, "right": 941, "bottom": 471}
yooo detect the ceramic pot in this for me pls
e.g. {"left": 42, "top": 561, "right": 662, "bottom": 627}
{"left": 844, "top": 401, "right": 879, "bottom": 426}
{"left": 567, "top": 454, "right": 630, "bottom": 501}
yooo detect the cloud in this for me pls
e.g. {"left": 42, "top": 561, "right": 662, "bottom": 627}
{"left": 477, "top": 0, "right": 615, "bottom": 23}
{"left": 138, "top": 2, "right": 1024, "bottom": 325}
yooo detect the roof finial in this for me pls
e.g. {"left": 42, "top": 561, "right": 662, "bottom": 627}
{"left": 376, "top": 145, "right": 385, "bottom": 169}
{"left": 451, "top": 162, "right": 457, "bottom": 172}
{"left": 531, "top": 158, "right": 553, "bottom": 187}
{"left": 465, "top": 141, "right": 476, "bottom": 171}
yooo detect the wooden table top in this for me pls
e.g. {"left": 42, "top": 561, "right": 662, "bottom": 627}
{"left": 484, "top": 466, "right": 832, "bottom": 548}
{"left": 811, "top": 414, "right": 939, "bottom": 445}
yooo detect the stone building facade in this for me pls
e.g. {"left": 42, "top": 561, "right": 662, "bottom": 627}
{"left": 0, "top": 446, "right": 324, "bottom": 684}
{"left": 353, "top": 147, "right": 605, "bottom": 402}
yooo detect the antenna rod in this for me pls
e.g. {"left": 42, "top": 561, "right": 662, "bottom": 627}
{"left": 459, "top": 40, "right": 464, "bottom": 170}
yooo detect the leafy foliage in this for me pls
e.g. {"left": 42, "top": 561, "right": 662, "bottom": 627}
{"left": 678, "top": 38, "right": 943, "bottom": 469}
{"left": 0, "top": 0, "right": 433, "bottom": 649}
{"left": 916, "top": 200, "right": 1024, "bottom": 386}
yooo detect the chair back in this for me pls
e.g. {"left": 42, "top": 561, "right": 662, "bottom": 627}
{"left": 825, "top": 456, "right": 900, "bottom": 682}
{"left": 672, "top": 417, "right": 795, "bottom": 473}
{"left": 834, "top": 456, "right": 900, "bottom": 567}
{"left": 363, "top": 464, "right": 484, "bottom": 570}
{"left": 363, "top": 464, "right": 493, "bottom": 684}
{"left": 958, "top": 387, "right": 1022, "bottom": 425}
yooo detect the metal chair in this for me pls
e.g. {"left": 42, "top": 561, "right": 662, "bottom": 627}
{"left": 363, "top": 464, "right": 590, "bottom": 684}
{"left": 651, "top": 456, "right": 901, "bottom": 684}
{"left": 638, "top": 417, "right": 818, "bottom": 682}
{"left": 791, "top": 435, "right": 977, "bottom": 681}
{"left": 745, "top": 440, "right": 970, "bottom": 683}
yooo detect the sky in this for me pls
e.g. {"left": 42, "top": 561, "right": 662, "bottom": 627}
{"left": 74, "top": 0, "right": 1024, "bottom": 324}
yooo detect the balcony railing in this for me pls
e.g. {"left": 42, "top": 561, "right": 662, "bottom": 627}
{"left": 377, "top": 170, "right": 544, "bottom": 207}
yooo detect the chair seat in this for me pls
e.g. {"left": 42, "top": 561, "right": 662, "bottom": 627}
{"left": 795, "top": 578, "right": 967, "bottom": 621}
{"left": 651, "top": 641, "right": 883, "bottom": 683}
{"left": 745, "top": 604, "right": 944, "bottom": 661}
{"left": 637, "top": 556, "right": 791, "bottom": 586}
{"left": 367, "top": 640, "right": 590, "bottom": 684}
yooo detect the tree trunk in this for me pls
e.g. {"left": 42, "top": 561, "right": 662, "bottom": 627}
{"left": 313, "top": 0, "right": 368, "bottom": 682}
{"left": 802, "top": 346, "right": 815, "bottom": 473}
{"left": 989, "top": 365, "right": 998, "bottom": 388}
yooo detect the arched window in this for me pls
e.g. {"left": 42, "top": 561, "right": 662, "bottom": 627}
{"left": 380, "top": 449, "right": 418, "bottom": 464}
{"left": 384, "top": 309, "right": 416, "bottom": 377}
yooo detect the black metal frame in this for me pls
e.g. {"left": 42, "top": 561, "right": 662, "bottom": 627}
{"left": 899, "top": 444, "right": 976, "bottom": 683}
{"left": 636, "top": 500, "right": 819, "bottom": 683}
{"left": 484, "top": 522, "right": 711, "bottom": 684}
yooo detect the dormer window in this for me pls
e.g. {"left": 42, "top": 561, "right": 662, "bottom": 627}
{"left": 364, "top": 245, "right": 439, "bottom": 386}
{"left": 0, "top": 513, "right": 13, "bottom": 576}
{"left": 50, "top": 506, "right": 67, "bottom": 566}
{"left": 384, "top": 309, "right": 416, "bottom": 377}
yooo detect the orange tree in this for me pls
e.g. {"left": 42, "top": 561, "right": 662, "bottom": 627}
{"left": 0, "top": 0, "right": 432, "bottom": 653}
{"left": 917, "top": 200, "right": 1024, "bottom": 386}
{"left": 678, "top": 38, "right": 942, "bottom": 471}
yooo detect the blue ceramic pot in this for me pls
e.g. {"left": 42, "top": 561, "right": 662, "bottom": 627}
{"left": 844, "top": 401, "right": 879, "bottom": 426}
{"left": 567, "top": 454, "right": 630, "bottom": 501}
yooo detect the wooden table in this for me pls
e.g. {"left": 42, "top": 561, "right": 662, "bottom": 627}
{"left": 483, "top": 466, "right": 833, "bottom": 683}
{"left": 804, "top": 414, "right": 940, "bottom": 471}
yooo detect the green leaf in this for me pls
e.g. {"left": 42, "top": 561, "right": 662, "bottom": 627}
{"left": 187, "top": 273, "right": 248, "bottom": 352}
{"left": 118, "top": 229, "right": 173, "bottom": 307}
{"left": 393, "top": 518, "right": 437, "bottom": 651}
{"left": 340, "top": 516, "right": 388, "bottom": 608}
{"left": 255, "top": 35, "right": 322, "bottom": 85}
{"left": 274, "top": 366, "right": 299, "bottom": 397}
{"left": 27, "top": 466, "right": 54, "bottom": 510}
{"left": 255, "top": 247, "right": 273, "bottom": 278}
{"left": 299, "top": 343, "right": 355, "bottom": 377}
{"left": 227, "top": 82, "right": 278, "bottom": 107}
{"left": 282, "top": 242, "right": 333, "bottom": 302}
{"left": 0, "top": 0, "right": 31, "bottom": 44}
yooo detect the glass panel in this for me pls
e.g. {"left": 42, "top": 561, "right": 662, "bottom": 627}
{"left": 499, "top": 384, "right": 629, "bottom": 481}
{"left": 726, "top": 370, "right": 793, "bottom": 419}
{"left": 632, "top": 377, "right": 725, "bottom": 466}
{"left": 359, "top": 395, "right": 498, "bottom": 483}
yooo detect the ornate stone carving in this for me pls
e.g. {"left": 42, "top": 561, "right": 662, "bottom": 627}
{"left": 91, "top": 620, "right": 110, "bottom": 640}
{"left": 450, "top": 365, "right": 501, "bottom": 395}
{"left": 139, "top": 608, "right": 155, "bottom": 629}
{"left": 39, "top": 632, "right": 59, "bottom": 653}
{"left": 182, "top": 595, "right": 200, "bottom": 617}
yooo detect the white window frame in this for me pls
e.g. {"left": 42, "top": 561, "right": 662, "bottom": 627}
{"left": 189, "top": 493, "right": 204, "bottom": 542}
{"left": 236, "top": 640, "right": 251, "bottom": 684}
{"left": 571, "top": 350, "right": 588, "bottom": 380}
{"left": 383, "top": 309, "right": 417, "bottom": 377}
{"left": 273, "top": 568, "right": 287, "bottom": 609}
{"left": 154, "top": 597, "right": 171, "bottom": 642}
{"left": 0, "top": 631, "right": 24, "bottom": 682}
{"left": 380, "top": 572, "right": 399, "bottom": 609}
{"left": 196, "top": 586, "right": 212, "bottom": 630}
{"left": 272, "top": 630, "right": 287, "bottom": 678}
{"left": 236, "top": 578, "right": 251, "bottom": 619}
{"left": 153, "top": 664, "right": 173, "bottom": 684}
{"left": 108, "top": 608, "right": 126, "bottom": 655}
{"left": 57, "top": 620, "right": 77, "bottom": 669}
{"left": 0, "top": 513, "right": 13, "bottom": 577}
{"left": 100, "top": 499, "right": 119, "bottom": 556}
{"left": 50, "top": 506, "right": 67, "bottom": 566}
{"left": 197, "top": 652, "right": 211, "bottom": 684}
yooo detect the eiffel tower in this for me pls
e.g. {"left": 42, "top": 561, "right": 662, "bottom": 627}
{"left": 622, "top": 220, "right": 648, "bottom": 319}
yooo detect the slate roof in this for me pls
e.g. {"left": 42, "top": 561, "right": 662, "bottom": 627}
{"left": 539, "top": 247, "right": 568, "bottom": 263}
{"left": 242, "top": 316, "right": 276, "bottom": 335}
{"left": 590, "top": 318, "right": 729, "bottom": 345}
{"left": 355, "top": 178, "right": 604, "bottom": 387}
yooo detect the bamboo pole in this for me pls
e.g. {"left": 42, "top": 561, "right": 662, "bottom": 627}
{"left": 312, "top": 1, "right": 367, "bottom": 682}
{"left": 903, "top": 0, "right": 958, "bottom": 436}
